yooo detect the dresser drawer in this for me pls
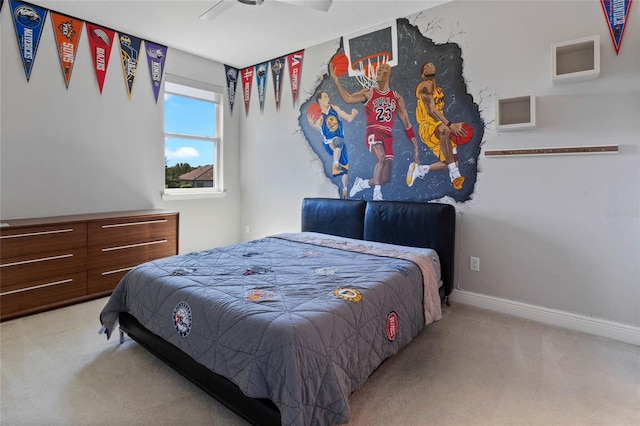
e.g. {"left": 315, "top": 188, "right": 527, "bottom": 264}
{"left": 0, "top": 248, "right": 87, "bottom": 289}
{"left": 88, "top": 215, "right": 177, "bottom": 247}
{"left": 0, "top": 223, "right": 87, "bottom": 258}
{"left": 0, "top": 272, "right": 87, "bottom": 320}
{"left": 87, "top": 239, "right": 175, "bottom": 270}
{"left": 87, "top": 265, "right": 135, "bottom": 295}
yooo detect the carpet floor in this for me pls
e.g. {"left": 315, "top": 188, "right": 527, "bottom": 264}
{"left": 1, "top": 297, "right": 638, "bottom": 425}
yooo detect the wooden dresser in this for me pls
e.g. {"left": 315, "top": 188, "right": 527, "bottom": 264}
{"left": 0, "top": 210, "right": 178, "bottom": 321}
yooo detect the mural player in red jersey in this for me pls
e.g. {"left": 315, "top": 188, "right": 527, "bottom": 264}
{"left": 330, "top": 62, "right": 420, "bottom": 201}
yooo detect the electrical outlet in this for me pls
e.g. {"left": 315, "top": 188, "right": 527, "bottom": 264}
{"left": 244, "top": 225, "right": 250, "bottom": 234}
{"left": 470, "top": 256, "right": 480, "bottom": 271}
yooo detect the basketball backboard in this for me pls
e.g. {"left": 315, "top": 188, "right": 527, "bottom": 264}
{"left": 342, "top": 20, "right": 399, "bottom": 79}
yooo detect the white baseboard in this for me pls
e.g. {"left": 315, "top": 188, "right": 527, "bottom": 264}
{"left": 448, "top": 289, "right": 640, "bottom": 347}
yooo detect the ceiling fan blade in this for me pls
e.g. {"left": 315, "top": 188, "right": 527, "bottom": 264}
{"left": 277, "top": 0, "right": 333, "bottom": 12}
{"left": 200, "top": 0, "right": 332, "bottom": 20}
{"left": 199, "top": 0, "right": 235, "bottom": 20}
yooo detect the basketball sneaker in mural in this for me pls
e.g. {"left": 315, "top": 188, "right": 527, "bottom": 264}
{"left": 332, "top": 163, "right": 348, "bottom": 176}
{"left": 373, "top": 187, "right": 383, "bottom": 201}
{"left": 408, "top": 162, "right": 433, "bottom": 186}
{"left": 448, "top": 164, "right": 465, "bottom": 190}
{"left": 406, "top": 163, "right": 420, "bottom": 186}
{"left": 349, "top": 177, "right": 369, "bottom": 197}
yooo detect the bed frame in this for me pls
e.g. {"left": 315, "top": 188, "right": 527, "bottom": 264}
{"left": 119, "top": 198, "right": 456, "bottom": 425}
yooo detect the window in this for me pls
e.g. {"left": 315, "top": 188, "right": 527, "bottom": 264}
{"left": 163, "top": 78, "right": 224, "bottom": 199}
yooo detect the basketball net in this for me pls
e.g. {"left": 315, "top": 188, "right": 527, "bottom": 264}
{"left": 352, "top": 53, "right": 390, "bottom": 89}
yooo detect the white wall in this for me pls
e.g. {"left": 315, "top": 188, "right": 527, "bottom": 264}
{"left": 239, "top": 41, "right": 340, "bottom": 238}
{"left": 0, "top": 12, "right": 242, "bottom": 254}
{"left": 240, "top": 1, "right": 640, "bottom": 327}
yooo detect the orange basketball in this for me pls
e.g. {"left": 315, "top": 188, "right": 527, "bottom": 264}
{"left": 307, "top": 103, "right": 322, "bottom": 122}
{"left": 451, "top": 123, "right": 474, "bottom": 145}
{"left": 330, "top": 53, "right": 350, "bottom": 77}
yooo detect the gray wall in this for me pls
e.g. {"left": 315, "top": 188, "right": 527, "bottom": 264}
{"left": 1, "top": 1, "right": 638, "bottom": 328}
{"left": 0, "top": 14, "right": 242, "bottom": 254}
{"left": 239, "top": 1, "right": 640, "bottom": 327}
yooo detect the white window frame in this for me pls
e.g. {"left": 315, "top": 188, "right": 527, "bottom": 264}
{"left": 162, "top": 77, "right": 225, "bottom": 200}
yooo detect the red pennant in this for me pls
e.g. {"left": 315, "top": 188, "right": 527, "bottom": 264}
{"left": 287, "top": 50, "right": 304, "bottom": 106}
{"left": 85, "top": 22, "right": 115, "bottom": 94}
{"left": 241, "top": 66, "right": 254, "bottom": 116}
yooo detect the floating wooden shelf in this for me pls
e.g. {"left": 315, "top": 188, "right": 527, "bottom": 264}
{"left": 552, "top": 35, "right": 600, "bottom": 84}
{"left": 495, "top": 94, "right": 536, "bottom": 131}
{"left": 484, "top": 145, "right": 618, "bottom": 157}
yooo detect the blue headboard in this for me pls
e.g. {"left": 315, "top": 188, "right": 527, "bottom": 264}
{"left": 301, "top": 198, "right": 456, "bottom": 300}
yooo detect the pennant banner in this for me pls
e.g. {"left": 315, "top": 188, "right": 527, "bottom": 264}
{"left": 144, "top": 41, "right": 167, "bottom": 103}
{"left": 85, "top": 22, "right": 115, "bottom": 94}
{"left": 50, "top": 11, "right": 83, "bottom": 88}
{"left": 118, "top": 33, "right": 142, "bottom": 99}
{"left": 270, "top": 56, "right": 286, "bottom": 111}
{"left": 601, "top": 0, "right": 632, "bottom": 54}
{"left": 224, "top": 65, "right": 239, "bottom": 113}
{"left": 255, "top": 62, "right": 269, "bottom": 114}
{"left": 287, "top": 50, "right": 304, "bottom": 106}
{"left": 241, "top": 66, "right": 254, "bottom": 116}
{"left": 10, "top": 0, "right": 48, "bottom": 81}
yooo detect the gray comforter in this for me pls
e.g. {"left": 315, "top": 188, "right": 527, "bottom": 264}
{"left": 100, "top": 232, "right": 441, "bottom": 425}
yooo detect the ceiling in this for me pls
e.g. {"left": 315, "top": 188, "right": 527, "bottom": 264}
{"left": 31, "top": 0, "right": 450, "bottom": 69}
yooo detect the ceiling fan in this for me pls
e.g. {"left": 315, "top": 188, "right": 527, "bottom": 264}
{"left": 200, "top": 0, "right": 333, "bottom": 20}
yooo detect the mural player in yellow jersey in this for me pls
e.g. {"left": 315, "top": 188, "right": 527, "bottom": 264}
{"left": 406, "top": 62, "right": 468, "bottom": 190}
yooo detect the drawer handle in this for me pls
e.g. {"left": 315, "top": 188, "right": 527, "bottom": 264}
{"left": 102, "top": 266, "right": 135, "bottom": 276}
{"left": 0, "top": 253, "right": 73, "bottom": 268}
{"left": 102, "top": 219, "right": 167, "bottom": 229}
{"left": 0, "top": 228, "right": 74, "bottom": 239}
{"left": 1, "top": 278, "right": 74, "bottom": 296}
{"left": 101, "top": 239, "right": 168, "bottom": 252}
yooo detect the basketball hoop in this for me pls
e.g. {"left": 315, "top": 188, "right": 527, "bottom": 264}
{"left": 351, "top": 52, "right": 390, "bottom": 89}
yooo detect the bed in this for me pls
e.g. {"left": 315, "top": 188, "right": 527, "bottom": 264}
{"left": 100, "top": 198, "right": 456, "bottom": 426}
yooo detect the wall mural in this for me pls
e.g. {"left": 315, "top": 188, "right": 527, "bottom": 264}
{"left": 299, "top": 18, "right": 483, "bottom": 203}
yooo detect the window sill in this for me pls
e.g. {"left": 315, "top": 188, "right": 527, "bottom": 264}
{"left": 161, "top": 190, "right": 227, "bottom": 201}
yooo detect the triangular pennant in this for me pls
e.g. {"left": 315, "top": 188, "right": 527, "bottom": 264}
{"left": 85, "top": 22, "right": 115, "bottom": 94}
{"left": 144, "top": 41, "right": 167, "bottom": 103}
{"left": 255, "top": 62, "right": 269, "bottom": 114}
{"left": 224, "top": 65, "right": 239, "bottom": 113}
{"left": 270, "top": 56, "right": 286, "bottom": 111}
{"left": 9, "top": 0, "right": 48, "bottom": 81}
{"left": 118, "top": 32, "right": 142, "bottom": 99}
{"left": 50, "top": 11, "right": 83, "bottom": 89}
{"left": 600, "top": 0, "right": 632, "bottom": 54}
{"left": 287, "top": 50, "right": 304, "bottom": 106}
{"left": 241, "top": 66, "right": 254, "bottom": 117}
